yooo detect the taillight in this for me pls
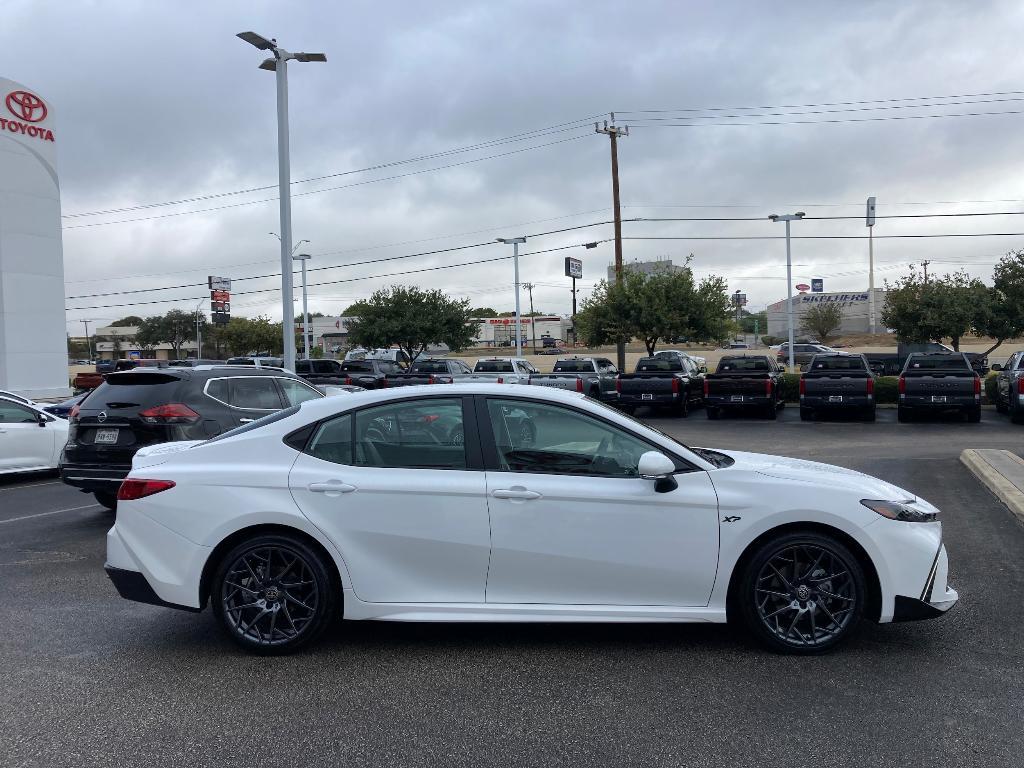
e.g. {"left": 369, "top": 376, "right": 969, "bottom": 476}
{"left": 866, "top": 377, "right": 875, "bottom": 395}
{"left": 69, "top": 404, "right": 80, "bottom": 420}
{"left": 898, "top": 376, "right": 906, "bottom": 394}
{"left": 497, "top": 377, "right": 504, "bottom": 384}
{"left": 974, "top": 377, "right": 981, "bottom": 396}
{"left": 380, "top": 379, "right": 389, "bottom": 388}
{"left": 575, "top": 377, "right": 584, "bottom": 393}
{"left": 138, "top": 403, "right": 200, "bottom": 424}
{"left": 117, "top": 478, "right": 176, "bottom": 501}
{"left": 765, "top": 378, "right": 772, "bottom": 395}
{"left": 1018, "top": 377, "right": 1024, "bottom": 395}
{"left": 615, "top": 378, "right": 622, "bottom": 393}
{"left": 344, "top": 377, "right": 352, "bottom": 385}
{"left": 703, "top": 379, "right": 709, "bottom": 396}
{"left": 799, "top": 378, "right": 806, "bottom": 396}
{"left": 427, "top": 375, "right": 437, "bottom": 385}
{"left": 671, "top": 377, "right": 680, "bottom": 394}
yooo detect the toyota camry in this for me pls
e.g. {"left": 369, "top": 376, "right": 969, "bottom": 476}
{"left": 104, "top": 384, "right": 957, "bottom": 654}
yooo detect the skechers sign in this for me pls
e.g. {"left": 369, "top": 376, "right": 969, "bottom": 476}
{"left": 2, "top": 89, "right": 55, "bottom": 142}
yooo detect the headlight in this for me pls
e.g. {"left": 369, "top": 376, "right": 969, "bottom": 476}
{"left": 861, "top": 499, "right": 938, "bottom": 523}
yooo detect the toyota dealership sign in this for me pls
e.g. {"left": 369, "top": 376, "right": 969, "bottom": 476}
{"left": 3, "top": 89, "right": 56, "bottom": 143}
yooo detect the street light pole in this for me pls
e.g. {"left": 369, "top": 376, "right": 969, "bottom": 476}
{"left": 497, "top": 237, "right": 527, "bottom": 357}
{"left": 867, "top": 196, "right": 877, "bottom": 334}
{"left": 81, "top": 319, "right": 92, "bottom": 361}
{"left": 294, "top": 253, "right": 312, "bottom": 359}
{"left": 768, "top": 212, "right": 805, "bottom": 371}
{"left": 194, "top": 299, "right": 204, "bottom": 359}
{"left": 237, "top": 31, "right": 326, "bottom": 372}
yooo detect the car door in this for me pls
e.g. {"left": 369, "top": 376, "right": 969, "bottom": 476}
{"left": 0, "top": 401, "right": 54, "bottom": 471}
{"left": 999, "top": 353, "right": 1017, "bottom": 403}
{"left": 478, "top": 395, "right": 720, "bottom": 606}
{"left": 288, "top": 395, "right": 491, "bottom": 603}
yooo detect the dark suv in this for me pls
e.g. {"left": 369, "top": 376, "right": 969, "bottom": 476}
{"left": 60, "top": 366, "right": 323, "bottom": 510}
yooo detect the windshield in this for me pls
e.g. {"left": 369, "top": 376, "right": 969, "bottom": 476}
{"left": 587, "top": 397, "right": 696, "bottom": 456}
{"left": 809, "top": 356, "right": 866, "bottom": 371}
{"left": 906, "top": 355, "right": 972, "bottom": 371}
{"left": 717, "top": 358, "right": 769, "bottom": 372}
{"left": 475, "top": 361, "right": 515, "bottom": 373}
{"left": 636, "top": 358, "right": 682, "bottom": 372}
{"left": 411, "top": 362, "right": 449, "bottom": 373}
{"left": 553, "top": 360, "right": 595, "bottom": 372}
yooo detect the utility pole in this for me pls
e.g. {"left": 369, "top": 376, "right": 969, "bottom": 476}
{"left": 596, "top": 115, "right": 628, "bottom": 370}
{"left": 768, "top": 212, "right": 806, "bottom": 371}
{"left": 497, "top": 237, "right": 527, "bottom": 357}
{"left": 922, "top": 260, "right": 931, "bottom": 283}
{"left": 866, "top": 196, "right": 876, "bottom": 334}
{"left": 523, "top": 282, "right": 536, "bottom": 352}
{"left": 81, "top": 319, "right": 93, "bottom": 361}
{"left": 570, "top": 280, "right": 578, "bottom": 346}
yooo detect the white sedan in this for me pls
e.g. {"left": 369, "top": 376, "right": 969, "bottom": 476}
{"left": 105, "top": 384, "right": 957, "bottom": 654}
{"left": 0, "top": 396, "right": 69, "bottom": 475}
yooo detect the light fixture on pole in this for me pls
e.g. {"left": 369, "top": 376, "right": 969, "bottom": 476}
{"left": 866, "top": 196, "right": 877, "bottom": 334}
{"left": 238, "top": 31, "right": 326, "bottom": 372}
{"left": 497, "top": 237, "right": 527, "bottom": 357}
{"left": 81, "top": 319, "right": 93, "bottom": 362}
{"left": 768, "top": 212, "right": 805, "bottom": 372}
{"left": 194, "top": 299, "right": 204, "bottom": 359}
{"left": 294, "top": 253, "right": 312, "bottom": 360}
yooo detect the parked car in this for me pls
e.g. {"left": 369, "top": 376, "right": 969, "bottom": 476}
{"left": 897, "top": 353, "right": 981, "bottom": 423}
{"left": 60, "top": 366, "right": 324, "bottom": 511}
{"left": 43, "top": 391, "right": 90, "bottom": 419}
{"left": 336, "top": 359, "right": 404, "bottom": 389}
{"left": 0, "top": 396, "right": 68, "bottom": 475}
{"left": 615, "top": 355, "right": 704, "bottom": 417}
{"left": 344, "top": 348, "right": 412, "bottom": 368}
{"left": 0, "top": 390, "right": 35, "bottom": 406}
{"left": 105, "top": 383, "right": 957, "bottom": 655}
{"left": 800, "top": 353, "right": 877, "bottom": 422}
{"left": 776, "top": 343, "right": 836, "bottom": 367}
{"left": 459, "top": 357, "right": 538, "bottom": 385}
{"left": 168, "top": 359, "right": 226, "bottom": 368}
{"left": 537, "top": 347, "right": 563, "bottom": 355}
{"left": 866, "top": 342, "right": 988, "bottom": 377}
{"left": 74, "top": 359, "right": 170, "bottom": 391}
{"left": 385, "top": 358, "right": 475, "bottom": 387}
{"left": 295, "top": 358, "right": 348, "bottom": 386}
{"left": 653, "top": 349, "right": 707, "bottom": 372}
{"left": 528, "top": 357, "right": 619, "bottom": 401}
{"left": 992, "top": 351, "right": 1024, "bottom": 423}
{"left": 225, "top": 356, "right": 285, "bottom": 369}
{"left": 703, "top": 355, "right": 786, "bottom": 419}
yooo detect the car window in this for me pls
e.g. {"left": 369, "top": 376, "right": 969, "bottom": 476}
{"left": 486, "top": 399, "right": 654, "bottom": 478}
{"left": 476, "top": 360, "right": 515, "bottom": 373}
{"left": 810, "top": 357, "right": 865, "bottom": 371}
{"left": 553, "top": 360, "right": 595, "bottom": 373}
{"left": 295, "top": 361, "right": 311, "bottom": 374}
{"left": 227, "top": 377, "right": 284, "bottom": 410}
{"left": 0, "top": 401, "right": 37, "bottom": 423}
{"left": 341, "top": 361, "right": 372, "bottom": 373}
{"left": 307, "top": 413, "right": 354, "bottom": 465}
{"left": 277, "top": 377, "right": 324, "bottom": 406}
{"left": 354, "top": 398, "right": 466, "bottom": 469}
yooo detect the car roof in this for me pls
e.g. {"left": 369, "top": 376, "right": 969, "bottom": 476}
{"left": 104, "top": 366, "right": 298, "bottom": 380}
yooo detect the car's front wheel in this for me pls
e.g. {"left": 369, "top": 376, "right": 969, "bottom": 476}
{"left": 738, "top": 532, "right": 866, "bottom": 654}
{"left": 212, "top": 534, "right": 337, "bottom": 655}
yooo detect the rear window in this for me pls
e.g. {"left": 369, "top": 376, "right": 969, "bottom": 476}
{"left": 810, "top": 357, "right": 866, "bottom": 371}
{"left": 87, "top": 373, "right": 182, "bottom": 408}
{"left": 906, "top": 355, "right": 972, "bottom": 371}
{"left": 553, "top": 360, "right": 595, "bottom": 372}
{"left": 226, "top": 358, "right": 255, "bottom": 366}
{"left": 411, "top": 361, "right": 449, "bottom": 373}
{"left": 475, "top": 360, "right": 515, "bottom": 373}
{"left": 717, "top": 358, "right": 769, "bottom": 372}
{"left": 636, "top": 358, "right": 682, "bottom": 372}
{"left": 341, "top": 361, "right": 373, "bottom": 372}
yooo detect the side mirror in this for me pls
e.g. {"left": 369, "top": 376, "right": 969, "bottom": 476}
{"left": 639, "top": 451, "right": 678, "bottom": 493}
{"left": 36, "top": 413, "right": 49, "bottom": 427}
{"left": 699, "top": 366, "right": 707, "bottom": 374}
{"left": 991, "top": 363, "right": 1003, "bottom": 372}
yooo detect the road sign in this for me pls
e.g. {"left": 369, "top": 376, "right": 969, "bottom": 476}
{"left": 208, "top": 275, "right": 231, "bottom": 291}
{"left": 811, "top": 278, "right": 824, "bottom": 293}
{"left": 732, "top": 292, "right": 747, "bottom": 306}
{"left": 866, "top": 197, "right": 876, "bottom": 227}
{"left": 795, "top": 283, "right": 811, "bottom": 292}
{"left": 564, "top": 257, "right": 583, "bottom": 279}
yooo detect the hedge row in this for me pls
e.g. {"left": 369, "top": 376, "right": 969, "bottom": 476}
{"left": 778, "top": 373, "right": 999, "bottom": 405}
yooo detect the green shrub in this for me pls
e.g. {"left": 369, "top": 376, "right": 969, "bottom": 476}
{"left": 984, "top": 372, "right": 999, "bottom": 404}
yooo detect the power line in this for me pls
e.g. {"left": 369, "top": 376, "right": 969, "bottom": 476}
{"left": 61, "top": 115, "right": 604, "bottom": 220}
{"left": 62, "top": 134, "right": 593, "bottom": 230}
{"left": 625, "top": 108, "right": 1024, "bottom": 129}
{"left": 624, "top": 232, "right": 1024, "bottom": 240}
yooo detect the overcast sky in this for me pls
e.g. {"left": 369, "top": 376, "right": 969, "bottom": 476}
{"left": 6, "top": 0, "right": 1024, "bottom": 333}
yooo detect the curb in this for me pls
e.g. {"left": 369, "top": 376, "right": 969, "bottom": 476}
{"left": 960, "top": 449, "right": 1024, "bottom": 525}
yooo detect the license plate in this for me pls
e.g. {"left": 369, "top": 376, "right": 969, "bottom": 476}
{"left": 642, "top": 393, "right": 654, "bottom": 400}
{"left": 829, "top": 395, "right": 843, "bottom": 403}
{"left": 731, "top": 395, "right": 744, "bottom": 402}
{"left": 931, "top": 395, "right": 947, "bottom": 403}
{"left": 94, "top": 428, "right": 119, "bottom": 444}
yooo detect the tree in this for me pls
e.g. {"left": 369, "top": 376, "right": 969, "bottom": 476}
{"left": 109, "top": 315, "right": 144, "bottom": 327}
{"left": 345, "top": 286, "right": 475, "bottom": 362}
{"left": 294, "top": 311, "right": 326, "bottom": 324}
{"left": 469, "top": 307, "right": 498, "bottom": 317}
{"left": 881, "top": 267, "right": 988, "bottom": 350}
{"left": 574, "top": 259, "right": 731, "bottom": 355}
{"left": 135, "top": 309, "right": 205, "bottom": 359}
{"left": 974, "top": 249, "right": 1024, "bottom": 355}
{"left": 800, "top": 303, "right": 843, "bottom": 342}
{"left": 339, "top": 301, "right": 371, "bottom": 317}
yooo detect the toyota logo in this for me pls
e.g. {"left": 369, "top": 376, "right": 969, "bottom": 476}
{"left": 97, "top": 411, "right": 107, "bottom": 423}
{"left": 6, "top": 90, "right": 47, "bottom": 123}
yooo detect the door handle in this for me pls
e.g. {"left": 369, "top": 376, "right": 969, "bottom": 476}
{"left": 308, "top": 480, "right": 357, "bottom": 494}
{"left": 239, "top": 418, "right": 255, "bottom": 424}
{"left": 491, "top": 488, "right": 541, "bottom": 500}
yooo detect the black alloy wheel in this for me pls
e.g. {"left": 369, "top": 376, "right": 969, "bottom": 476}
{"left": 213, "top": 535, "right": 336, "bottom": 654}
{"left": 740, "top": 533, "right": 865, "bottom": 654}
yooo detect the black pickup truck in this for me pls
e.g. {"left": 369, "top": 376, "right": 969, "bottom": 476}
{"left": 296, "top": 358, "right": 347, "bottom": 386}
{"left": 339, "top": 359, "right": 404, "bottom": 389}
{"left": 897, "top": 352, "right": 981, "bottom": 423}
{"left": 615, "top": 356, "right": 704, "bottom": 417}
{"left": 800, "top": 353, "right": 877, "bottom": 421}
{"left": 385, "top": 358, "right": 474, "bottom": 387}
{"left": 866, "top": 342, "right": 988, "bottom": 376}
{"left": 703, "top": 355, "right": 786, "bottom": 420}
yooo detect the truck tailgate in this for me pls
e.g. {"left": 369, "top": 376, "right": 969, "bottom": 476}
{"left": 802, "top": 376, "right": 871, "bottom": 395}
{"left": 529, "top": 374, "right": 581, "bottom": 391}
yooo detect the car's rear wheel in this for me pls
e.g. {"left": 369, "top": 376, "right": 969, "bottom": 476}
{"left": 897, "top": 407, "right": 910, "bottom": 423}
{"left": 212, "top": 534, "right": 337, "bottom": 655}
{"left": 94, "top": 490, "right": 117, "bottom": 512}
{"left": 675, "top": 394, "right": 690, "bottom": 418}
{"left": 863, "top": 406, "right": 877, "bottom": 422}
{"left": 706, "top": 407, "right": 720, "bottom": 420}
{"left": 967, "top": 406, "right": 982, "bottom": 423}
{"left": 996, "top": 394, "right": 1008, "bottom": 414}
{"left": 738, "top": 532, "right": 865, "bottom": 654}
{"left": 799, "top": 407, "right": 813, "bottom": 421}
{"left": 764, "top": 403, "right": 778, "bottom": 420}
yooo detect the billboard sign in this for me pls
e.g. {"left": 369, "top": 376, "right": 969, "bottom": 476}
{"left": 208, "top": 276, "right": 231, "bottom": 291}
{"left": 564, "top": 257, "right": 583, "bottom": 279}
{"left": 795, "top": 283, "right": 810, "bottom": 292}
{"left": 811, "top": 278, "right": 824, "bottom": 293}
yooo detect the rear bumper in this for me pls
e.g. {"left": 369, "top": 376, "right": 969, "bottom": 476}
{"left": 60, "top": 463, "right": 131, "bottom": 490}
{"left": 900, "top": 396, "right": 977, "bottom": 411}
{"left": 801, "top": 395, "right": 873, "bottom": 409}
{"left": 705, "top": 395, "right": 773, "bottom": 407}
{"left": 618, "top": 393, "right": 681, "bottom": 407}
{"left": 104, "top": 565, "right": 201, "bottom": 612}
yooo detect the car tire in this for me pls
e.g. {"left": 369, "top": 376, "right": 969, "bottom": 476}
{"left": 94, "top": 490, "right": 117, "bottom": 512}
{"left": 737, "top": 531, "right": 866, "bottom": 654}
{"left": 897, "top": 407, "right": 910, "bottom": 423}
{"left": 765, "top": 403, "right": 778, "bottom": 420}
{"left": 863, "top": 407, "right": 877, "bottom": 422}
{"left": 967, "top": 406, "right": 982, "bottom": 423}
{"left": 212, "top": 533, "right": 337, "bottom": 655}
{"left": 996, "top": 394, "right": 1008, "bottom": 414}
{"left": 1011, "top": 403, "right": 1024, "bottom": 425}
{"left": 706, "top": 407, "right": 720, "bottom": 420}
{"left": 799, "top": 407, "right": 813, "bottom": 422}
{"left": 675, "top": 394, "right": 690, "bottom": 418}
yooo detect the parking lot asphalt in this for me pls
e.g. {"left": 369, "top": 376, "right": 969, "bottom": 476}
{"left": 2, "top": 409, "right": 1023, "bottom": 767}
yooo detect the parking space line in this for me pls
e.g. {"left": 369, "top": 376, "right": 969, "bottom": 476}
{"left": 0, "top": 480, "right": 61, "bottom": 493}
{"left": 0, "top": 503, "right": 102, "bottom": 524}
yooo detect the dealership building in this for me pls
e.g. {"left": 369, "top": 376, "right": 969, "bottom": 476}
{"left": 767, "top": 288, "right": 888, "bottom": 337}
